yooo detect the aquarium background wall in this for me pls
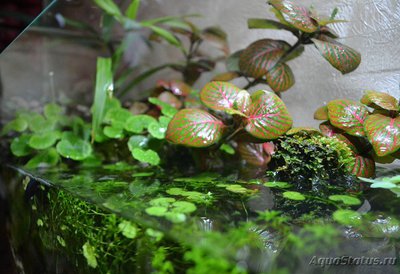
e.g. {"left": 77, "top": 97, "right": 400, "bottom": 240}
{"left": 1, "top": 0, "right": 400, "bottom": 127}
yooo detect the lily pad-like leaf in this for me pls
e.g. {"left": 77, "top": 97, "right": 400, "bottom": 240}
{"left": 266, "top": 63, "right": 295, "bottom": 92}
{"left": 282, "top": 191, "right": 306, "bottom": 201}
{"left": 103, "top": 126, "right": 124, "bottom": 139}
{"left": 104, "top": 108, "right": 132, "bottom": 128}
{"left": 351, "top": 155, "right": 375, "bottom": 178}
{"left": 237, "top": 142, "right": 271, "bottom": 167}
{"left": 333, "top": 209, "right": 362, "bottom": 226}
{"left": 360, "top": 90, "right": 399, "bottom": 111}
{"left": 200, "top": 81, "right": 242, "bottom": 112}
{"left": 327, "top": 99, "right": 368, "bottom": 136}
{"left": 148, "top": 97, "right": 178, "bottom": 118}
{"left": 314, "top": 105, "right": 329, "bottom": 120}
{"left": 131, "top": 148, "right": 160, "bottom": 165}
{"left": 11, "top": 134, "right": 33, "bottom": 157}
{"left": 124, "top": 115, "right": 157, "bottom": 134}
{"left": 56, "top": 132, "right": 92, "bottom": 161}
{"left": 328, "top": 195, "right": 361, "bottom": 205}
{"left": 245, "top": 90, "right": 293, "bottom": 139}
{"left": 28, "top": 131, "right": 61, "bottom": 150}
{"left": 1, "top": 117, "right": 28, "bottom": 135}
{"left": 239, "top": 39, "right": 290, "bottom": 78}
{"left": 268, "top": 0, "right": 318, "bottom": 33}
{"left": 364, "top": 114, "right": 400, "bottom": 156}
{"left": 166, "top": 109, "right": 226, "bottom": 147}
{"left": 171, "top": 201, "right": 197, "bottom": 213}
{"left": 312, "top": 36, "right": 361, "bottom": 74}
{"left": 25, "top": 148, "right": 60, "bottom": 169}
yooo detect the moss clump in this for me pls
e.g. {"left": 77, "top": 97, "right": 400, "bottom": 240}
{"left": 267, "top": 134, "right": 357, "bottom": 192}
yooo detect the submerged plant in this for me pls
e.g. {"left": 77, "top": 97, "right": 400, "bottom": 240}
{"left": 218, "top": 0, "right": 360, "bottom": 93}
{"left": 314, "top": 90, "right": 400, "bottom": 177}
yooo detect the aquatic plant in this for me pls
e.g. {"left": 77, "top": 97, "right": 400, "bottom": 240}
{"left": 315, "top": 90, "right": 400, "bottom": 177}
{"left": 217, "top": 0, "right": 360, "bottom": 93}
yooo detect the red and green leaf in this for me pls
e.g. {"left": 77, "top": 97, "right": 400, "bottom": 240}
{"left": 360, "top": 90, "right": 399, "bottom": 111}
{"left": 233, "top": 90, "right": 251, "bottom": 115}
{"left": 212, "top": 72, "right": 241, "bottom": 82}
{"left": 314, "top": 105, "right": 329, "bottom": 120}
{"left": 200, "top": 81, "right": 242, "bottom": 112}
{"left": 268, "top": 0, "right": 318, "bottom": 33}
{"left": 166, "top": 109, "right": 226, "bottom": 147}
{"left": 364, "top": 114, "right": 400, "bottom": 156}
{"left": 245, "top": 90, "right": 293, "bottom": 139}
{"left": 238, "top": 142, "right": 271, "bottom": 167}
{"left": 239, "top": 39, "right": 290, "bottom": 78}
{"left": 266, "top": 62, "right": 295, "bottom": 92}
{"left": 312, "top": 36, "right": 361, "bottom": 74}
{"left": 327, "top": 99, "right": 368, "bottom": 136}
{"left": 351, "top": 155, "right": 375, "bottom": 178}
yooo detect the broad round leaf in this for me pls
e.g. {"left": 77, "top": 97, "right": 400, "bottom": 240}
{"left": 328, "top": 195, "right": 361, "bottom": 205}
{"left": 360, "top": 90, "right": 399, "bottom": 111}
{"left": 11, "top": 134, "right": 32, "bottom": 157}
{"left": 333, "top": 209, "right": 362, "bottom": 226}
{"left": 351, "top": 154, "right": 375, "bottom": 178}
{"left": 131, "top": 148, "right": 160, "bottom": 166}
{"left": 28, "top": 131, "right": 61, "bottom": 150}
{"left": 1, "top": 117, "right": 28, "bottom": 135}
{"left": 237, "top": 142, "right": 271, "bottom": 167}
{"left": 314, "top": 105, "right": 329, "bottom": 120}
{"left": 239, "top": 39, "right": 290, "bottom": 78}
{"left": 103, "top": 126, "right": 124, "bottom": 139}
{"left": 124, "top": 115, "right": 157, "bottom": 133}
{"left": 25, "top": 148, "right": 60, "bottom": 169}
{"left": 282, "top": 191, "right": 306, "bottom": 201}
{"left": 171, "top": 201, "right": 197, "bottom": 213}
{"left": 312, "top": 36, "right": 361, "bottom": 74}
{"left": 29, "top": 114, "right": 56, "bottom": 133}
{"left": 266, "top": 63, "right": 295, "bottom": 92}
{"left": 166, "top": 109, "right": 226, "bottom": 147}
{"left": 245, "top": 90, "right": 293, "bottom": 139}
{"left": 233, "top": 90, "right": 251, "bottom": 115}
{"left": 327, "top": 99, "right": 368, "bottom": 136}
{"left": 200, "top": 81, "right": 242, "bottom": 112}
{"left": 56, "top": 132, "right": 92, "bottom": 161}
{"left": 145, "top": 206, "right": 167, "bottom": 217}
{"left": 268, "top": 0, "right": 318, "bottom": 33}
{"left": 104, "top": 108, "right": 132, "bottom": 128}
{"left": 364, "top": 114, "right": 400, "bottom": 156}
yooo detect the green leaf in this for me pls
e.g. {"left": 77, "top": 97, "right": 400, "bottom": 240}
{"left": 282, "top": 191, "right": 306, "bottom": 201}
{"left": 164, "top": 212, "right": 186, "bottom": 223}
{"left": 56, "top": 132, "right": 92, "bottom": 161}
{"left": 328, "top": 195, "right": 361, "bottom": 205}
{"left": 127, "top": 135, "right": 149, "bottom": 150}
{"left": 93, "top": 0, "right": 121, "bottom": 18}
{"left": 233, "top": 90, "right": 251, "bottom": 115}
{"left": 131, "top": 148, "right": 160, "bottom": 165}
{"left": 247, "top": 18, "right": 296, "bottom": 32}
{"left": 148, "top": 120, "right": 168, "bottom": 139}
{"left": 226, "top": 50, "right": 243, "bottom": 72}
{"left": 124, "top": 115, "right": 157, "bottom": 133}
{"left": 364, "top": 114, "right": 400, "bottom": 156}
{"left": 351, "top": 154, "right": 375, "bottom": 178}
{"left": 312, "top": 36, "right": 361, "bottom": 74}
{"left": 104, "top": 108, "right": 132, "bottom": 128}
{"left": 149, "top": 25, "right": 181, "bottom": 46}
{"left": 148, "top": 97, "right": 178, "bottom": 118}
{"left": 150, "top": 197, "right": 175, "bottom": 207}
{"left": 200, "top": 81, "right": 242, "bottom": 112}
{"left": 313, "top": 105, "right": 329, "bottom": 120}
{"left": 25, "top": 148, "right": 60, "bottom": 169}
{"left": 224, "top": 184, "right": 250, "bottom": 194}
{"left": 266, "top": 62, "right": 295, "bottom": 92}
{"left": 245, "top": 90, "right": 293, "bottom": 139}
{"left": 370, "top": 181, "right": 397, "bottom": 189}
{"left": 171, "top": 201, "right": 197, "bottom": 213}
{"left": 1, "top": 117, "right": 28, "bottom": 135}
{"left": 91, "top": 57, "right": 113, "bottom": 142}
{"left": 125, "top": 0, "right": 140, "bottom": 19}
{"left": 103, "top": 126, "right": 124, "bottom": 139}
{"left": 118, "top": 220, "right": 138, "bottom": 239}
{"left": 44, "top": 103, "right": 63, "bottom": 119}
{"left": 166, "top": 109, "right": 226, "bottom": 147}
{"left": 146, "top": 206, "right": 168, "bottom": 217}
{"left": 332, "top": 209, "right": 362, "bottom": 226}
{"left": 220, "top": 143, "right": 235, "bottom": 155}
{"left": 360, "top": 90, "right": 399, "bottom": 111}
{"left": 268, "top": 0, "right": 318, "bottom": 33}
{"left": 82, "top": 242, "right": 98, "bottom": 268}
{"left": 11, "top": 134, "right": 32, "bottom": 157}
{"left": 239, "top": 39, "right": 290, "bottom": 78}
{"left": 327, "top": 99, "right": 368, "bottom": 136}
{"left": 29, "top": 114, "right": 55, "bottom": 133}
{"left": 264, "top": 181, "right": 291, "bottom": 188}
{"left": 28, "top": 131, "right": 61, "bottom": 150}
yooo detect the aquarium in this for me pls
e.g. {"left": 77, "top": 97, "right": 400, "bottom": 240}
{"left": 1, "top": 1, "right": 400, "bottom": 273}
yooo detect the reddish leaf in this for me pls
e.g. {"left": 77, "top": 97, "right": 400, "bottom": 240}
{"left": 157, "top": 80, "right": 192, "bottom": 97}
{"left": 158, "top": 92, "right": 182, "bottom": 109}
{"left": 239, "top": 39, "right": 290, "bottom": 78}
{"left": 266, "top": 63, "right": 295, "bottom": 92}
{"left": 211, "top": 72, "right": 241, "bottom": 82}
{"left": 327, "top": 99, "right": 368, "bottom": 136}
{"left": 364, "top": 114, "right": 400, "bottom": 156}
{"left": 312, "top": 36, "right": 361, "bottom": 74}
{"left": 200, "top": 81, "right": 242, "bottom": 112}
{"left": 360, "top": 90, "right": 399, "bottom": 111}
{"left": 351, "top": 155, "right": 375, "bottom": 178}
{"left": 166, "top": 109, "right": 226, "bottom": 147}
{"left": 238, "top": 142, "right": 271, "bottom": 167}
{"left": 268, "top": 0, "right": 318, "bottom": 33}
{"left": 245, "top": 90, "right": 293, "bottom": 139}
{"left": 314, "top": 105, "right": 329, "bottom": 120}
{"left": 233, "top": 90, "right": 251, "bottom": 115}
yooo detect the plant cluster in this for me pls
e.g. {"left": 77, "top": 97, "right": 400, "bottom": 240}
{"left": 314, "top": 90, "right": 400, "bottom": 177}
